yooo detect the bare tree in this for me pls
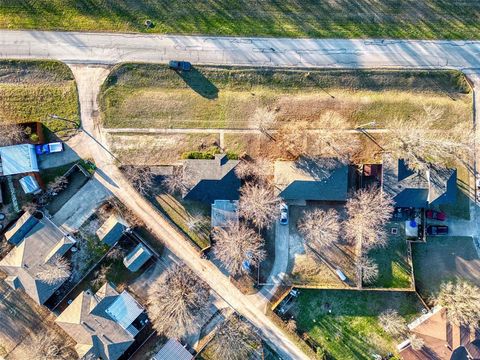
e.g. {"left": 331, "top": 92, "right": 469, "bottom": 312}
{"left": 408, "top": 334, "right": 425, "bottom": 351}
{"left": 122, "top": 165, "right": 154, "bottom": 195}
{"left": 238, "top": 182, "right": 281, "bottom": 229}
{"left": 437, "top": 281, "right": 480, "bottom": 327}
{"left": 36, "top": 255, "right": 71, "bottom": 285}
{"left": 234, "top": 158, "right": 273, "bottom": 182}
{"left": 386, "top": 106, "right": 472, "bottom": 171}
{"left": 90, "top": 264, "right": 111, "bottom": 289}
{"left": 147, "top": 264, "right": 210, "bottom": 339}
{"left": 106, "top": 246, "right": 126, "bottom": 260}
{"left": 28, "top": 331, "right": 74, "bottom": 360}
{"left": 212, "top": 221, "right": 266, "bottom": 276}
{"left": 286, "top": 319, "right": 297, "bottom": 333}
{"left": 344, "top": 187, "right": 394, "bottom": 257}
{"left": 186, "top": 212, "right": 207, "bottom": 232}
{"left": 252, "top": 107, "right": 277, "bottom": 135}
{"left": 0, "top": 123, "right": 25, "bottom": 146}
{"left": 162, "top": 166, "right": 191, "bottom": 197}
{"left": 298, "top": 208, "right": 340, "bottom": 252}
{"left": 210, "top": 314, "right": 260, "bottom": 360}
{"left": 357, "top": 256, "right": 379, "bottom": 285}
{"left": 275, "top": 121, "right": 310, "bottom": 158}
{"left": 378, "top": 309, "right": 407, "bottom": 337}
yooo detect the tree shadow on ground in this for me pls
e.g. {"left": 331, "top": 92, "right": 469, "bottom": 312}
{"left": 175, "top": 67, "right": 219, "bottom": 99}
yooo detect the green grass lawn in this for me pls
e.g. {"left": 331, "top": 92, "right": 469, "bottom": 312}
{"left": 1, "top": 1, "right": 480, "bottom": 40}
{"left": 293, "top": 289, "right": 424, "bottom": 360}
{"left": 412, "top": 236, "right": 480, "bottom": 300}
{"left": 0, "top": 60, "right": 79, "bottom": 135}
{"left": 366, "top": 222, "right": 412, "bottom": 289}
{"left": 101, "top": 66, "right": 471, "bottom": 131}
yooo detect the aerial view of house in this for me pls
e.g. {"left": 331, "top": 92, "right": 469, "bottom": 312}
{"left": 1, "top": 3, "right": 480, "bottom": 360}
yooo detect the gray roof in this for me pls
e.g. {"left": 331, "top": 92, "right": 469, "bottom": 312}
{"left": 211, "top": 200, "right": 239, "bottom": 227}
{"left": 274, "top": 158, "right": 349, "bottom": 201}
{"left": 56, "top": 284, "right": 142, "bottom": 360}
{"left": 123, "top": 243, "right": 152, "bottom": 272}
{"left": 382, "top": 158, "right": 456, "bottom": 208}
{"left": 0, "top": 144, "right": 39, "bottom": 176}
{"left": 97, "top": 215, "right": 128, "bottom": 247}
{"left": 0, "top": 213, "right": 75, "bottom": 304}
{"left": 152, "top": 339, "right": 193, "bottom": 360}
{"left": 183, "top": 154, "right": 240, "bottom": 203}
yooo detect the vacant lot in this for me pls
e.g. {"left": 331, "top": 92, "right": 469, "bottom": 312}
{"left": 1, "top": 1, "right": 479, "bottom": 40}
{"left": 412, "top": 236, "right": 480, "bottom": 300}
{"left": 0, "top": 60, "right": 79, "bottom": 135}
{"left": 292, "top": 289, "right": 424, "bottom": 360}
{"left": 366, "top": 222, "right": 412, "bottom": 289}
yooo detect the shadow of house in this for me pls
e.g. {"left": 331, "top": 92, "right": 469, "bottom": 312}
{"left": 399, "top": 307, "right": 480, "bottom": 360}
{"left": 274, "top": 157, "right": 349, "bottom": 204}
{"left": 0, "top": 212, "right": 75, "bottom": 305}
{"left": 183, "top": 154, "right": 240, "bottom": 204}
{"left": 382, "top": 158, "right": 457, "bottom": 209}
{"left": 176, "top": 67, "right": 219, "bottom": 99}
{"left": 55, "top": 283, "right": 146, "bottom": 360}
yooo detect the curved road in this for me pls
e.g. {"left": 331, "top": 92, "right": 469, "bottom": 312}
{"left": 2, "top": 29, "right": 480, "bottom": 360}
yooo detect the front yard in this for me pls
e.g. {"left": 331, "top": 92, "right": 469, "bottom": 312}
{"left": 412, "top": 236, "right": 480, "bottom": 300}
{"left": 291, "top": 289, "right": 424, "bottom": 360}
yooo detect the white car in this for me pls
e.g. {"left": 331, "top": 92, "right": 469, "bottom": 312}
{"left": 280, "top": 203, "right": 288, "bottom": 225}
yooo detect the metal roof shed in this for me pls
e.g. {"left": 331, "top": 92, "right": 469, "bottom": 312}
{"left": 105, "top": 291, "right": 144, "bottom": 332}
{"left": 152, "top": 339, "right": 193, "bottom": 360}
{"left": 19, "top": 175, "right": 41, "bottom": 195}
{"left": 0, "top": 144, "right": 39, "bottom": 176}
{"left": 96, "top": 215, "right": 128, "bottom": 247}
{"left": 123, "top": 243, "right": 152, "bottom": 272}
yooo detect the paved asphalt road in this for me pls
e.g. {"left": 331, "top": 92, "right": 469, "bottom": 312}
{"left": 2, "top": 30, "right": 480, "bottom": 69}
{"left": 2, "top": 29, "right": 480, "bottom": 360}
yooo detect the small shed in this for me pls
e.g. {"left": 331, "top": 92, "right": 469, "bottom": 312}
{"left": 123, "top": 243, "right": 152, "bottom": 272}
{"left": 152, "top": 339, "right": 193, "bottom": 360}
{"left": 96, "top": 215, "right": 128, "bottom": 247}
{"left": 105, "top": 290, "right": 144, "bottom": 336}
{"left": 211, "top": 199, "right": 239, "bottom": 227}
{"left": 19, "top": 176, "right": 41, "bottom": 195}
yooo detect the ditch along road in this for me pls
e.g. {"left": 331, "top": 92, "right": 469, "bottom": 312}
{"left": 69, "top": 65, "right": 310, "bottom": 360}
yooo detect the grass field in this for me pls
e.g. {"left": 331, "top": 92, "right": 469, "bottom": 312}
{"left": 292, "top": 289, "right": 424, "bottom": 360}
{"left": 101, "top": 65, "right": 471, "bottom": 130}
{"left": 366, "top": 222, "right": 412, "bottom": 289}
{"left": 412, "top": 236, "right": 480, "bottom": 300}
{"left": 0, "top": 60, "right": 79, "bottom": 135}
{"left": 1, "top": 1, "right": 480, "bottom": 40}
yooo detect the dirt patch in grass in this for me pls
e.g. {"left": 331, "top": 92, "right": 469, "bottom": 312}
{"left": 412, "top": 236, "right": 480, "bottom": 300}
{"left": 1, "top": 1, "right": 480, "bottom": 40}
{"left": 291, "top": 289, "right": 424, "bottom": 360}
{"left": 0, "top": 60, "right": 79, "bottom": 135}
{"left": 101, "top": 66, "right": 471, "bottom": 132}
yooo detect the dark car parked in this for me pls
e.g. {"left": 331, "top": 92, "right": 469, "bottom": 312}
{"left": 426, "top": 225, "right": 449, "bottom": 235}
{"left": 169, "top": 60, "right": 192, "bottom": 71}
{"left": 425, "top": 210, "right": 447, "bottom": 221}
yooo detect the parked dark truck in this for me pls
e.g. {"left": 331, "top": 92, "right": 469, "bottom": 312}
{"left": 426, "top": 225, "right": 449, "bottom": 235}
{"left": 169, "top": 60, "right": 192, "bottom": 71}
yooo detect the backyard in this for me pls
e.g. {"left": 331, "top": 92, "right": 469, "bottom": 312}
{"left": 291, "top": 289, "right": 425, "bottom": 360}
{"left": 0, "top": 60, "right": 79, "bottom": 137}
{"left": 412, "top": 236, "right": 480, "bottom": 300}
{"left": 100, "top": 66, "right": 472, "bottom": 164}
{"left": 1, "top": 1, "right": 479, "bottom": 40}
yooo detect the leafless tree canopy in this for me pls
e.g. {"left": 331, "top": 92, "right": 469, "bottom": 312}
{"left": 161, "top": 166, "right": 192, "bottom": 197}
{"left": 210, "top": 314, "right": 260, "bottom": 360}
{"left": 147, "top": 264, "right": 210, "bottom": 339}
{"left": 344, "top": 187, "right": 394, "bottom": 256}
{"left": 409, "top": 334, "right": 425, "bottom": 351}
{"left": 357, "top": 256, "right": 379, "bottom": 285}
{"left": 36, "top": 255, "right": 71, "bottom": 285}
{"left": 378, "top": 309, "right": 408, "bottom": 336}
{"left": 386, "top": 106, "right": 472, "bottom": 171}
{"left": 122, "top": 165, "right": 154, "bottom": 195}
{"left": 234, "top": 158, "right": 273, "bottom": 182}
{"left": 0, "top": 123, "right": 25, "bottom": 147}
{"left": 437, "top": 281, "right": 480, "bottom": 327}
{"left": 29, "top": 331, "right": 74, "bottom": 360}
{"left": 286, "top": 319, "right": 297, "bottom": 333}
{"left": 298, "top": 208, "right": 340, "bottom": 251}
{"left": 212, "top": 221, "right": 266, "bottom": 276}
{"left": 252, "top": 107, "right": 277, "bottom": 133}
{"left": 239, "top": 182, "right": 281, "bottom": 229}
{"left": 90, "top": 264, "right": 111, "bottom": 289}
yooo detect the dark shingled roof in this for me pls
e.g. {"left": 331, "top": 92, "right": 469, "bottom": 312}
{"left": 383, "top": 158, "right": 456, "bottom": 208}
{"left": 274, "top": 157, "right": 349, "bottom": 201}
{"left": 183, "top": 154, "right": 240, "bottom": 204}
